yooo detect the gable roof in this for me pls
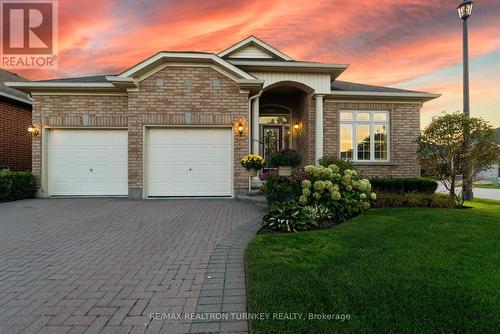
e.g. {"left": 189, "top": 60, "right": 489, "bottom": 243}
{"left": 33, "top": 75, "right": 111, "bottom": 83}
{"left": 218, "top": 36, "right": 293, "bottom": 61}
{"left": 0, "top": 69, "right": 32, "bottom": 106}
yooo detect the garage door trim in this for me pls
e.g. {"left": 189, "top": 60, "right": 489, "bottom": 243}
{"left": 45, "top": 127, "right": 129, "bottom": 197}
{"left": 143, "top": 125, "right": 234, "bottom": 198}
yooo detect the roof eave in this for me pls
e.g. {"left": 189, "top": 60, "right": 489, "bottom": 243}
{"left": 327, "top": 91, "right": 441, "bottom": 102}
{"left": 117, "top": 52, "right": 255, "bottom": 81}
{"left": 4, "top": 81, "right": 122, "bottom": 93}
{"left": 0, "top": 91, "right": 32, "bottom": 106}
{"left": 229, "top": 60, "right": 348, "bottom": 79}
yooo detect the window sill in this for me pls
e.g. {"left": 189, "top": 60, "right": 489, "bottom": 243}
{"left": 352, "top": 161, "right": 398, "bottom": 166}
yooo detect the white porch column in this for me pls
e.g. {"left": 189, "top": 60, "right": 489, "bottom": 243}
{"left": 315, "top": 94, "right": 325, "bottom": 164}
{"left": 252, "top": 97, "right": 260, "bottom": 155}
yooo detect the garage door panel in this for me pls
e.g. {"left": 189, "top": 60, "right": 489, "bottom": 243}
{"left": 148, "top": 128, "right": 232, "bottom": 197}
{"left": 49, "top": 130, "right": 128, "bottom": 196}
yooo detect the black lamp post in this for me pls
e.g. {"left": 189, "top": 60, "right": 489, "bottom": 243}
{"left": 457, "top": 0, "right": 474, "bottom": 201}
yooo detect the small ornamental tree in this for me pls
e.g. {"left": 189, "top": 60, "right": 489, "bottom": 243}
{"left": 417, "top": 112, "right": 498, "bottom": 207}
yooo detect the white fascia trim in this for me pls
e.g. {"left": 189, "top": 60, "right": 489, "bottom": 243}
{"left": 0, "top": 91, "right": 32, "bottom": 105}
{"left": 5, "top": 82, "right": 115, "bottom": 89}
{"left": 237, "top": 79, "right": 265, "bottom": 85}
{"left": 118, "top": 52, "right": 255, "bottom": 80}
{"left": 105, "top": 76, "right": 138, "bottom": 88}
{"left": 229, "top": 60, "right": 348, "bottom": 71}
{"left": 328, "top": 91, "right": 441, "bottom": 101}
{"left": 218, "top": 36, "right": 293, "bottom": 61}
{"left": 105, "top": 76, "right": 134, "bottom": 83}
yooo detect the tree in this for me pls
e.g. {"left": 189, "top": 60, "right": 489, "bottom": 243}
{"left": 418, "top": 112, "right": 498, "bottom": 207}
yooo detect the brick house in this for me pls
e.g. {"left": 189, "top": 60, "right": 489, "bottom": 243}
{"left": 0, "top": 69, "right": 33, "bottom": 171}
{"left": 6, "top": 36, "right": 439, "bottom": 198}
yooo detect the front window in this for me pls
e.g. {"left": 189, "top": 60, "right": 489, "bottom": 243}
{"left": 340, "top": 111, "right": 389, "bottom": 162}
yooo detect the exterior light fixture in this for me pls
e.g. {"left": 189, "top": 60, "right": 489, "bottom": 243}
{"left": 237, "top": 122, "right": 244, "bottom": 136}
{"left": 457, "top": 0, "right": 473, "bottom": 20}
{"left": 293, "top": 121, "right": 302, "bottom": 135}
{"left": 27, "top": 125, "right": 40, "bottom": 137}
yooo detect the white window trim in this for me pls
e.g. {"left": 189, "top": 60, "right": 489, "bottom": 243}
{"left": 339, "top": 110, "right": 390, "bottom": 162}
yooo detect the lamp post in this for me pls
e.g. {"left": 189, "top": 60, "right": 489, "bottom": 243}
{"left": 457, "top": 0, "right": 474, "bottom": 201}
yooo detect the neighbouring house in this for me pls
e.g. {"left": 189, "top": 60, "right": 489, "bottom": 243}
{"left": 478, "top": 129, "right": 500, "bottom": 180}
{"left": 0, "top": 69, "right": 33, "bottom": 171}
{"left": 5, "top": 36, "right": 439, "bottom": 198}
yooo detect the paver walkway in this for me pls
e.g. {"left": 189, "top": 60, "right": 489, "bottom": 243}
{"left": 0, "top": 198, "right": 264, "bottom": 334}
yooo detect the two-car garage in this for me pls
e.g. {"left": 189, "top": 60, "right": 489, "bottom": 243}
{"left": 47, "top": 128, "right": 233, "bottom": 197}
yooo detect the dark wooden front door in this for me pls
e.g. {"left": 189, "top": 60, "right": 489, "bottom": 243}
{"left": 262, "top": 125, "right": 283, "bottom": 161}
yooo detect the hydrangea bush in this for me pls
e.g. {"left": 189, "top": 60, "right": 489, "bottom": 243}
{"left": 298, "top": 165, "right": 376, "bottom": 222}
{"left": 261, "top": 164, "right": 376, "bottom": 232}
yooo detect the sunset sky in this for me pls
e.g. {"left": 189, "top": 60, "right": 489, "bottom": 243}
{"left": 14, "top": 0, "right": 500, "bottom": 128}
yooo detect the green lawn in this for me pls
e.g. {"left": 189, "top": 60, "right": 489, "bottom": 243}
{"left": 246, "top": 199, "right": 500, "bottom": 334}
{"left": 474, "top": 183, "right": 500, "bottom": 189}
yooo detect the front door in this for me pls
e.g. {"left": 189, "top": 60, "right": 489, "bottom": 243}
{"left": 262, "top": 125, "right": 283, "bottom": 161}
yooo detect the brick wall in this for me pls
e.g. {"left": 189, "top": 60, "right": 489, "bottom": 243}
{"left": 0, "top": 99, "right": 32, "bottom": 171}
{"left": 128, "top": 66, "right": 249, "bottom": 191}
{"left": 31, "top": 95, "right": 128, "bottom": 187}
{"left": 31, "top": 66, "right": 249, "bottom": 196}
{"left": 323, "top": 101, "right": 421, "bottom": 178}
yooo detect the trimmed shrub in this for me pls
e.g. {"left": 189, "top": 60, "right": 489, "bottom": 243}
{"left": 318, "top": 156, "right": 355, "bottom": 172}
{"left": 370, "top": 177, "right": 438, "bottom": 194}
{"left": 373, "top": 193, "right": 455, "bottom": 208}
{"left": 261, "top": 171, "right": 302, "bottom": 203}
{"left": 268, "top": 149, "right": 303, "bottom": 167}
{"left": 0, "top": 171, "right": 37, "bottom": 201}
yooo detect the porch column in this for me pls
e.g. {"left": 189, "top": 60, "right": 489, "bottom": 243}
{"left": 252, "top": 97, "right": 260, "bottom": 155}
{"left": 315, "top": 94, "right": 325, "bottom": 164}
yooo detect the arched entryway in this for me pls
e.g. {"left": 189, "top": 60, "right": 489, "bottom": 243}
{"left": 253, "top": 82, "right": 314, "bottom": 164}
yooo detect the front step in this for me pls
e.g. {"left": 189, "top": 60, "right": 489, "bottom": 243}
{"left": 235, "top": 188, "right": 267, "bottom": 206}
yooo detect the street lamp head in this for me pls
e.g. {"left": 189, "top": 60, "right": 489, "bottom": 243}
{"left": 457, "top": 0, "right": 473, "bottom": 20}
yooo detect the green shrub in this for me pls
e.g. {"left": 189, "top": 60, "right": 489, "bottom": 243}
{"left": 318, "top": 155, "right": 355, "bottom": 172}
{"left": 370, "top": 177, "right": 438, "bottom": 194}
{"left": 0, "top": 170, "right": 37, "bottom": 201}
{"left": 268, "top": 149, "right": 303, "bottom": 167}
{"left": 260, "top": 171, "right": 302, "bottom": 203}
{"left": 372, "top": 193, "right": 455, "bottom": 208}
{"left": 262, "top": 201, "right": 317, "bottom": 233}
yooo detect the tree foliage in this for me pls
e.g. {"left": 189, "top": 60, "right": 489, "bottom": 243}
{"left": 417, "top": 112, "right": 498, "bottom": 207}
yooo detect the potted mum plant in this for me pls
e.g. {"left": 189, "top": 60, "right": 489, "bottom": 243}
{"left": 241, "top": 154, "right": 265, "bottom": 177}
{"left": 269, "top": 149, "right": 303, "bottom": 176}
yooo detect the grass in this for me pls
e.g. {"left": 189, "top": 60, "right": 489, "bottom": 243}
{"left": 246, "top": 199, "right": 500, "bottom": 334}
{"left": 474, "top": 183, "right": 500, "bottom": 189}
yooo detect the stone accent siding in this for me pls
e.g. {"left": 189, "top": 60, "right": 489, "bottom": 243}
{"left": 323, "top": 101, "right": 421, "bottom": 178}
{"left": 31, "top": 67, "right": 249, "bottom": 197}
{"left": 0, "top": 99, "right": 32, "bottom": 171}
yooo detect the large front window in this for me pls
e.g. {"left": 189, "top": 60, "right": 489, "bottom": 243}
{"left": 340, "top": 111, "right": 389, "bottom": 162}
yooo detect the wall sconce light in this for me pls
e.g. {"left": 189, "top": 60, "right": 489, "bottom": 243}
{"left": 237, "top": 122, "right": 244, "bottom": 136}
{"left": 294, "top": 121, "right": 303, "bottom": 135}
{"left": 27, "top": 125, "right": 40, "bottom": 137}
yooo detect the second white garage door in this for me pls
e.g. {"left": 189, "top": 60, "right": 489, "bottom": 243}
{"left": 147, "top": 128, "right": 232, "bottom": 197}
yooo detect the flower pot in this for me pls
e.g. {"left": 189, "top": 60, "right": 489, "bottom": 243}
{"left": 278, "top": 166, "right": 292, "bottom": 176}
{"left": 246, "top": 169, "right": 258, "bottom": 177}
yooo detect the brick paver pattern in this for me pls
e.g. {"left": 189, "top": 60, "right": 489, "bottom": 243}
{"left": 0, "top": 199, "right": 264, "bottom": 334}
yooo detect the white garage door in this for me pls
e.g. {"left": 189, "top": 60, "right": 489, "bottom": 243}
{"left": 49, "top": 130, "right": 128, "bottom": 196}
{"left": 147, "top": 128, "right": 232, "bottom": 197}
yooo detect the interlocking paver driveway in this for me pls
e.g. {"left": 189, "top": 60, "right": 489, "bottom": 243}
{"left": 0, "top": 199, "right": 264, "bottom": 334}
